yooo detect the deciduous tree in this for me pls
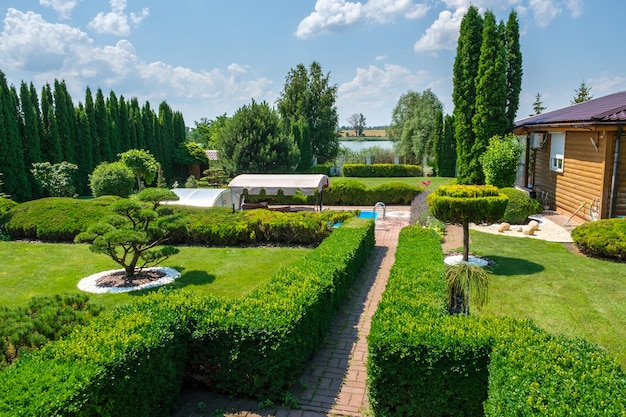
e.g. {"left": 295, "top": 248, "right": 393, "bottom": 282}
{"left": 347, "top": 113, "right": 366, "bottom": 136}
{"left": 118, "top": 149, "right": 159, "bottom": 191}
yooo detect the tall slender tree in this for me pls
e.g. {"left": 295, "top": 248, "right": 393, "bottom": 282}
{"left": 84, "top": 87, "right": 100, "bottom": 166}
{"left": 107, "top": 91, "right": 121, "bottom": 156}
{"left": 440, "top": 114, "right": 457, "bottom": 177}
{"left": 471, "top": 11, "right": 508, "bottom": 185}
{"left": 431, "top": 110, "right": 444, "bottom": 176}
{"left": 53, "top": 80, "right": 78, "bottom": 164}
{"left": 19, "top": 81, "right": 43, "bottom": 197}
{"left": 0, "top": 71, "right": 30, "bottom": 200}
{"left": 40, "top": 83, "right": 63, "bottom": 164}
{"left": 453, "top": 6, "right": 483, "bottom": 184}
{"left": 94, "top": 88, "right": 112, "bottom": 162}
{"left": 75, "top": 103, "right": 94, "bottom": 194}
{"left": 504, "top": 10, "right": 522, "bottom": 130}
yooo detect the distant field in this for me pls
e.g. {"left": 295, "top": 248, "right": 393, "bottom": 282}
{"left": 339, "top": 128, "right": 388, "bottom": 138}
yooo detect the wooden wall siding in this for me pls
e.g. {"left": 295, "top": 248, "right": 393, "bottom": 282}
{"left": 613, "top": 133, "right": 626, "bottom": 217}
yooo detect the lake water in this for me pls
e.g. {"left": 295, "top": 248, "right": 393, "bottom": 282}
{"left": 339, "top": 140, "right": 394, "bottom": 151}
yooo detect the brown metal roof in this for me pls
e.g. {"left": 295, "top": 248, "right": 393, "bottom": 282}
{"left": 515, "top": 90, "right": 626, "bottom": 128}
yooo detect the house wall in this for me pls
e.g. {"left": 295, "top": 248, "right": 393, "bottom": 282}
{"left": 533, "top": 131, "right": 608, "bottom": 222}
{"left": 610, "top": 131, "right": 626, "bottom": 217}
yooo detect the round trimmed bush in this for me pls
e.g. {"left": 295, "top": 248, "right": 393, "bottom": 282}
{"left": 0, "top": 197, "right": 17, "bottom": 223}
{"left": 427, "top": 184, "right": 509, "bottom": 224}
{"left": 89, "top": 161, "right": 135, "bottom": 198}
{"left": 498, "top": 188, "right": 542, "bottom": 224}
{"left": 571, "top": 218, "right": 626, "bottom": 261}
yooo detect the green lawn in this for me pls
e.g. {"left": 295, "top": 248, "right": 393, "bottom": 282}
{"left": 468, "top": 231, "right": 626, "bottom": 369}
{"left": 0, "top": 242, "right": 311, "bottom": 311}
{"left": 331, "top": 176, "right": 455, "bottom": 190}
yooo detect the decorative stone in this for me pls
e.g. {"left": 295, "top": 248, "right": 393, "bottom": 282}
{"left": 498, "top": 222, "right": 511, "bottom": 232}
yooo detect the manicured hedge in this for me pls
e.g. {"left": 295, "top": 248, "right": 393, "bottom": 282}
{"left": 244, "top": 179, "right": 422, "bottom": 206}
{"left": 498, "top": 187, "right": 542, "bottom": 224}
{"left": 368, "top": 225, "right": 626, "bottom": 417}
{"left": 571, "top": 218, "right": 626, "bottom": 261}
{"left": 0, "top": 197, "right": 17, "bottom": 224}
{"left": 0, "top": 218, "right": 375, "bottom": 415}
{"left": 342, "top": 163, "right": 422, "bottom": 177}
{"left": 4, "top": 198, "right": 354, "bottom": 246}
{"left": 427, "top": 184, "right": 509, "bottom": 225}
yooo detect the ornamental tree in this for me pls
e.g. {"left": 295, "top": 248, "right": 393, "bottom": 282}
{"left": 31, "top": 161, "right": 78, "bottom": 197}
{"left": 74, "top": 188, "right": 185, "bottom": 283}
{"left": 118, "top": 149, "right": 159, "bottom": 191}
{"left": 480, "top": 133, "right": 523, "bottom": 188}
{"left": 427, "top": 184, "right": 508, "bottom": 262}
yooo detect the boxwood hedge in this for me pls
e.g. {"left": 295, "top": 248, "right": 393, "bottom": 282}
{"left": 342, "top": 163, "right": 422, "bottom": 177}
{"left": 0, "top": 218, "right": 375, "bottom": 415}
{"left": 368, "top": 226, "right": 626, "bottom": 417}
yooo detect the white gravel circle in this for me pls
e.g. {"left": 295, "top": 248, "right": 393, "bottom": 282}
{"left": 444, "top": 255, "right": 490, "bottom": 267}
{"left": 77, "top": 267, "right": 181, "bottom": 294}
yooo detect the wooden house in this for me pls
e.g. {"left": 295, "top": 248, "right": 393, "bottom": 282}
{"left": 514, "top": 91, "right": 626, "bottom": 222}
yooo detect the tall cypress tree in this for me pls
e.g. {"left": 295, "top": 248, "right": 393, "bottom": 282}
{"left": 19, "top": 82, "right": 43, "bottom": 197}
{"left": 75, "top": 103, "right": 93, "bottom": 194}
{"left": 83, "top": 87, "right": 99, "bottom": 168}
{"left": 94, "top": 88, "right": 112, "bottom": 162}
{"left": 505, "top": 10, "right": 522, "bottom": 131}
{"left": 129, "top": 97, "right": 143, "bottom": 149}
{"left": 157, "top": 101, "right": 174, "bottom": 181}
{"left": 40, "top": 83, "right": 63, "bottom": 164}
{"left": 118, "top": 95, "right": 131, "bottom": 151}
{"left": 53, "top": 80, "right": 78, "bottom": 163}
{"left": 107, "top": 91, "right": 121, "bottom": 156}
{"left": 0, "top": 71, "right": 30, "bottom": 200}
{"left": 431, "top": 109, "right": 444, "bottom": 177}
{"left": 441, "top": 114, "right": 456, "bottom": 177}
{"left": 452, "top": 6, "right": 483, "bottom": 184}
{"left": 471, "top": 11, "right": 508, "bottom": 185}
{"left": 142, "top": 101, "right": 156, "bottom": 160}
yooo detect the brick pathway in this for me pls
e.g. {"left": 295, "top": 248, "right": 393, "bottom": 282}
{"left": 173, "top": 208, "right": 411, "bottom": 417}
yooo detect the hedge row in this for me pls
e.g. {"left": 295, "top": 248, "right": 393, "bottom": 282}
{"left": 245, "top": 179, "right": 422, "bottom": 206}
{"left": 342, "top": 163, "right": 422, "bottom": 177}
{"left": 0, "top": 218, "right": 375, "bottom": 416}
{"left": 368, "top": 226, "right": 626, "bottom": 417}
{"left": 4, "top": 198, "right": 354, "bottom": 246}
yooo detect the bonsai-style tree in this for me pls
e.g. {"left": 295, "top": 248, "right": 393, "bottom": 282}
{"left": 427, "top": 184, "right": 508, "bottom": 262}
{"left": 75, "top": 188, "right": 185, "bottom": 284}
{"left": 118, "top": 149, "right": 159, "bottom": 191}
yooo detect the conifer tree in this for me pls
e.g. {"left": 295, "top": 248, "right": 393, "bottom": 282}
{"left": 572, "top": 81, "right": 593, "bottom": 104}
{"left": 94, "top": 88, "right": 112, "bottom": 162}
{"left": 0, "top": 71, "right": 30, "bottom": 200}
{"left": 75, "top": 103, "right": 94, "bottom": 194}
{"left": 40, "top": 83, "right": 63, "bottom": 164}
{"left": 452, "top": 6, "right": 483, "bottom": 184}
{"left": 471, "top": 11, "right": 508, "bottom": 184}
{"left": 142, "top": 101, "right": 156, "bottom": 157}
{"left": 84, "top": 87, "right": 100, "bottom": 166}
{"left": 107, "top": 91, "right": 121, "bottom": 156}
{"left": 440, "top": 114, "right": 457, "bottom": 177}
{"left": 504, "top": 10, "right": 522, "bottom": 130}
{"left": 118, "top": 95, "right": 130, "bottom": 151}
{"left": 129, "top": 98, "right": 144, "bottom": 149}
{"left": 431, "top": 110, "right": 444, "bottom": 176}
{"left": 19, "top": 82, "right": 44, "bottom": 197}
{"left": 53, "top": 80, "right": 78, "bottom": 164}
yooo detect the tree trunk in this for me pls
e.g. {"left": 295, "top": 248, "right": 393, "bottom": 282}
{"left": 463, "top": 220, "right": 470, "bottom": 262}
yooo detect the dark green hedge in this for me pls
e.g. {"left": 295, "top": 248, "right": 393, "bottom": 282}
{"left": 571, "top": 218, "right": 626, "bottom": 261}
{"left": 0, "top": 218, "right": 375, "bottom": 415}
{"left": 4, "top": 198, "right": 354, "bottom": 246}
{"left": 342, "top": 163, "right": 422, "bottom": 177}
{"left": 245, "top": 179, "right": 422, "bottom": 206}
{"left": 368, "top": 225, "right": 626, "bottom": 417}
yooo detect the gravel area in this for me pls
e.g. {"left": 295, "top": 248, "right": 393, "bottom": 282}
{"left": 470, "top": 214, "right": 573, "bottom": 243}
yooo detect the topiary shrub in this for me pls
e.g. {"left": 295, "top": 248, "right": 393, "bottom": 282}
{"left": 498, "top": 187, "right": 542, "bottom": 224}
{"left": 0, "top": 197, "right": 17, "bottom": 224}
{"left": 480, "top": 134, "right": 523, "bottom": 188}
{"left": 571, "top": 218, "right": 626, "bottom": 261}
{"left": 89, "top": 161, "right": 136, "bottom": 197}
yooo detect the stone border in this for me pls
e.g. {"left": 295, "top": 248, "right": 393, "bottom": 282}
{"left": 77, "top": 267, "right": 181, "bottom": 294}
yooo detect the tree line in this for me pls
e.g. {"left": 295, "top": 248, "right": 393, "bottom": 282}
{"left": 0, "top": 69, "right": 186, "bottom": 201}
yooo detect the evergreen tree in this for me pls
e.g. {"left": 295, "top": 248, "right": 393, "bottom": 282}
{"left": 504, "top": 10, "right": 522, "bottom": 130}
{"left": 19, "top": 82, "right": 43, "bottom": 198}
{"left": 129, "top": 98, "right": 144, "bottom": 149}
{"left": 220, "top": 99, "right": 300, "bottom": 175}
{"left": 452, "top": 6, "right": 483, "bottom": 184}
{"left": 118, "top": 95, "right": 130, "bottom": 151}
{"left": 530, "top": 93, "right": 547, "bottom": 116}
{"left": 276, "top": 61, "right": 339, "bottom": 164}
{"left": 53, "top": 80, "right": 78, "bottom": 164}
{"left": 572, "top": 81, "right": 593, "bottom": 104}
{"left": 40, "top": 83, "right": 63, "bottom": 164}
{"left": 157, "top": 101, "right": 174, "bottom": 179}
{"left": 107, "top": 91, "right": 121, "bottom": 156}
{"left": 84, "top": 87, "right": 100, "bottom": 166}
{"left": 172, "top": 110, "right": 187, "bottom": 179}
{"left": 75, "top": 103, "right": 94, "bottom": 194}
{"left": 142, "top": 101, "right": 156, "bottom": 158}
{"left": 0, "top": 71, "right": 30, "bottom": 200}
{"left": 440, "top": 114, "right": 457, "bottom": 177}
{"left": 431, "top": 109, "right": 444, "bottom": 176}
{"left": 471, "top": 11, "right": 508, "bottom": 185}
{"left": 94, "top": 88, "right": 112, "bottom": 162}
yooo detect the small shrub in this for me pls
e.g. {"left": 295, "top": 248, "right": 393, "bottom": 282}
{"left": 572, "top": 218, "right": 626, "bottom": 261}
{"left": 480, "top": 134, "right": 523, "bottom": 188}
{"left": 89, "top": 161, "right": 136, "bottom": 197}
{"left": 0, "top": 197, "right": 17, "bottom": 223}
{"left": 342, "top": 163, "right": 422, "bottom": 177}
{"left": 498, "top": 187, "right": 542, "bottom": 224}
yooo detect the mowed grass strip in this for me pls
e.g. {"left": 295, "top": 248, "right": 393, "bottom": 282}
{"left": 0, "top": 242, "right": 311, "bottom": 311}
{"left": 470, "top": 231, "right": 626, "bottom": 369}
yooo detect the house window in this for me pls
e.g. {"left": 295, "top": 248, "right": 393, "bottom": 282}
{"left": 549, "top": 133, "right": 565, "bottom": 172}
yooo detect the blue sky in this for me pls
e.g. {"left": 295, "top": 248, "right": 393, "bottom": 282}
{"left": 1, "top": 0, "right": 623, "bottom": 128}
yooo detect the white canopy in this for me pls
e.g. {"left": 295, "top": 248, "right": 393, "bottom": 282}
{"left": 228, "top": 174, "right": 330, "bottom": 196}
{"left": 166, "top": 188, "right": 234, "bottom": 208}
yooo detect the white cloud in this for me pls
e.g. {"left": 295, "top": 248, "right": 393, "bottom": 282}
{"left": 563, "top": 0, "right": 583, "bottom": 17}
{"left": 588, "top": 72, "right": 626, "bottom": 95}
{"left": 413, "top": 8, "right": 465, "bottom": 53}
{"left": 528, "top": 0, "right": 560, "bottom": 27}
{"left": 39, "top": 0, "right": 81, "bottom": 19}
{"left": 296, "top": 0, "right": 429, "bottom": 38}
{"left": 337, "top": 64, "right": 442, "bottom": 123}
{"left": 88, "top": 0, "right": 149, "bottom": 36}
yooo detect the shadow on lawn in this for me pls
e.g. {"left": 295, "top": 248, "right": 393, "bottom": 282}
{"left": 128, "top": 269, "right": 215, "bottom": 296}
{"left": 487, "top": 255, "right": 545, "bottom": 276}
